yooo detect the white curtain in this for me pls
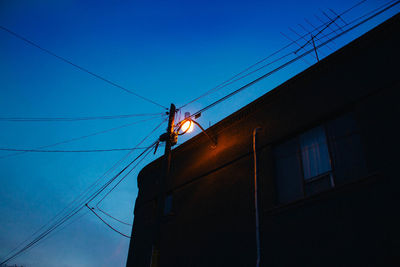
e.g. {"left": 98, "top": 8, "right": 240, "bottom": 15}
{"left": 299, "top": 126, "right": 332, "bottom": 179}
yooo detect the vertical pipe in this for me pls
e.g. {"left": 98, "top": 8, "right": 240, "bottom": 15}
{"left": 253, "top": 128, "right": 262, "bottom": 267}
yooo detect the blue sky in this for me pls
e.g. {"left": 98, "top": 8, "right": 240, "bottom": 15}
{"left": 0, "top": 0, "right": 398, "bottom": 266}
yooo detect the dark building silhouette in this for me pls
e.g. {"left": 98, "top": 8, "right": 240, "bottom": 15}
{"left": 127, "top": 13, "right": 400, "bottom": 267}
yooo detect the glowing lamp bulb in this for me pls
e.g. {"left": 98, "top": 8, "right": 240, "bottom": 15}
{"left": 181, "top": 120, "right": 194, "bottom": 133}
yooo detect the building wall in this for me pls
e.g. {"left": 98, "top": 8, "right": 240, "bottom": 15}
{"left": 127, "top": 14, "right": 400, "bottom": 266}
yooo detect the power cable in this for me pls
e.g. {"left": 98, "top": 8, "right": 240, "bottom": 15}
{"left": 0, "top": 140, "right": 158, "bottom": 265}
{"left": 2, "top": 118, "right": 166, "bottom": 262}
{"left": 0, "top": 25, "right": 167, "bottom": 110}
{"left": 86, "top": 140, "right": 159, "bottom": 205}
{"left": 94, "top": 141, "right": 157, "bottom": 225}
{"left": 0, "top": 112, "right": 166, "bottom": 122}
{"left": 2, "top": 1, "right": 398, "bottom": 264}
{"left": 207, "top": 11, "right": 366, "bottom": 98}
{"left": 0, "top": 118, "right": 166, "bottom": 263}
{"left": 0, "top": 115, "right": 165, "bottom": 159}
{"left": 0, "top": 147, "right": 149, "bottom": 153}
{"left": 51, "top": 118, "right": 166, "bottom": 230}
{"left": 85, "top": 204, "right": 131, "bottom": 238}
{"left": 87, "top": 141, "right": 157, "bottom": 231}
{"left": 0, "top": 205, "right": 85, "bottom": 265}
{"left": 178, "top": 0, "right": 368, "bottom": 110}
{"left": 95, "top": 146, "right": 152, "bottom": 206}
{"left": 0, "top": 119, "right": 167, "bottom": 265}
{"left": 96, "top": 208, "right": 132, "bottom": 226}
{"left": 0, "top": 148, "right": 133, "bottom": 263}
{"left": 11, "top": 210, "right": 90, "bottom": 262}
{"left": 196, "top": 0, "right": 395, "bottom": 97}
{"left": 182, "top": 0, "right": 399, "bottom": 123}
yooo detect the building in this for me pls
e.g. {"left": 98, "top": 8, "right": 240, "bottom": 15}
{"left": 127, "top": 13, "right": 400, "bottom": 266}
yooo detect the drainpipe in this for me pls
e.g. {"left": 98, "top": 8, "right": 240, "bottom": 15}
{"left": 253, "top": 128, "right": 262, "bottom": 267}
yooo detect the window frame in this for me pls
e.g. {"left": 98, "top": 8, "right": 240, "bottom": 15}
{"left": 273, "top": 111, "right": 366, "bottom": 205}
{"left": 296, "top": 124, "right": 337, "bottom": 194}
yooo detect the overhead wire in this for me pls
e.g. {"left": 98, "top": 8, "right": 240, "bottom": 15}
{"left": 0, "top": 140, "right": 158, "bottom": 265}
{"left": 0, "top": 204, "right": 85, "bottom": 265}
{"left": 95, "top": 208, "right": 132, "bottom": 226}
{"left": 303, "top": 18, "right": 336, "bottom": 49}
{"left": 2, "top": 0, "right": 398, "bottom": 264}
{"left": 86, "top": 118, "right": 167, "bottom": 208}
{"left": 0, "top": 25, "right": 167, "bottom": 110}
{"left": 0, "top": 118, "right": 167, "bottom": 265}
{"left": 94, "top": 141, "right": 157, "bottom": 226}
{"left": 1, "top": 146, "right": 140, "bottom": 261}
{"left": 0, "top": 112, "right": 166, "bottom": 122}
{"left": 0, "top": 143, "right": 136, "bottom": 264}
{"left": 204, "top": 0, "right": 390, "bottom": 94}
{"left": 216, "top": 21, "right": 343, "bottom": 90}
{"left": 50, "top": 118, "right": 166, "bottom": 230}
{"left": 86, "top": 204, "right": 131, "bottom": 238}
{"left": 4, "top": 118, "right": 166, "bottom": 261}
{"left": 44, "top": 209, "right": 90, "bottom": 242}
{"left": 181, "top": 0, "right": 400, "bottom": 123}
{"left": 0, "top": 118, "right": 166, "bottom": 263}
{"left": 180, "top": 1, "right": 399, "bottom": 123}
{"left": 87, "top": 141, "right": 158, "bottom": 232}
{"left": 11, "top": 209, "right": 91, "bottom": 262}
{"left": 85, "top": 140, "right": 159, "bottom": 205}
{"left": 206, "top": 16, "right": 352, "bottom": 98}
{"left": 0, "top": 147, "right": 150, "bottom": 153}
{"left": 178, "top": 0, "right": 368, "bottom": 110}
{"left": 0, "top": 114, "right": 165, "bottom": 159}
{"left": 75, "top": 141, "right": 158, "bottom": 237}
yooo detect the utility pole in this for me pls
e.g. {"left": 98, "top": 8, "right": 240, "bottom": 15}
{"left": 150, "top": 103, "right": 176, "bottom": 267}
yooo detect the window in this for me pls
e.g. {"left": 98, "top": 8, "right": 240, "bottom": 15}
{"left": 274, "top": 112, "right": 367, "bottom": 204}
{"left": 300, "top": 125, "right": 335, "bottom": 196}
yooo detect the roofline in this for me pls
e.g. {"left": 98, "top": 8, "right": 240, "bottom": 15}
{"left": 140, "top": 12, "right": 400, "bottom": 174}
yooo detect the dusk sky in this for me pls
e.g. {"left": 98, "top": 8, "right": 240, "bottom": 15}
{"left": 1, "top": 0, "right": 398, "bottom": 266}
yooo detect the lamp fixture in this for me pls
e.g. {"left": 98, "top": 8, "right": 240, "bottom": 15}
{"left": 175, "top": 112, "right": 217, "bottom": 148}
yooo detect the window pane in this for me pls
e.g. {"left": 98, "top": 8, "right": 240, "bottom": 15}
{"left": 325, "top": 113, "right": 367, "bottom": 184}
{"left": 299, "top": 126, "right": 332, "bottom": 179}
{"left": 274, "top": 138, "right": 303, "bottom": 204}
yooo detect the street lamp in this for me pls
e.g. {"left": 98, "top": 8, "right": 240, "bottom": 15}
{"left": 174, "top": 112, "right": 217, "bottom": 148}
{"left": 177, "top": 119, "right": 194, "bottom": 135}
